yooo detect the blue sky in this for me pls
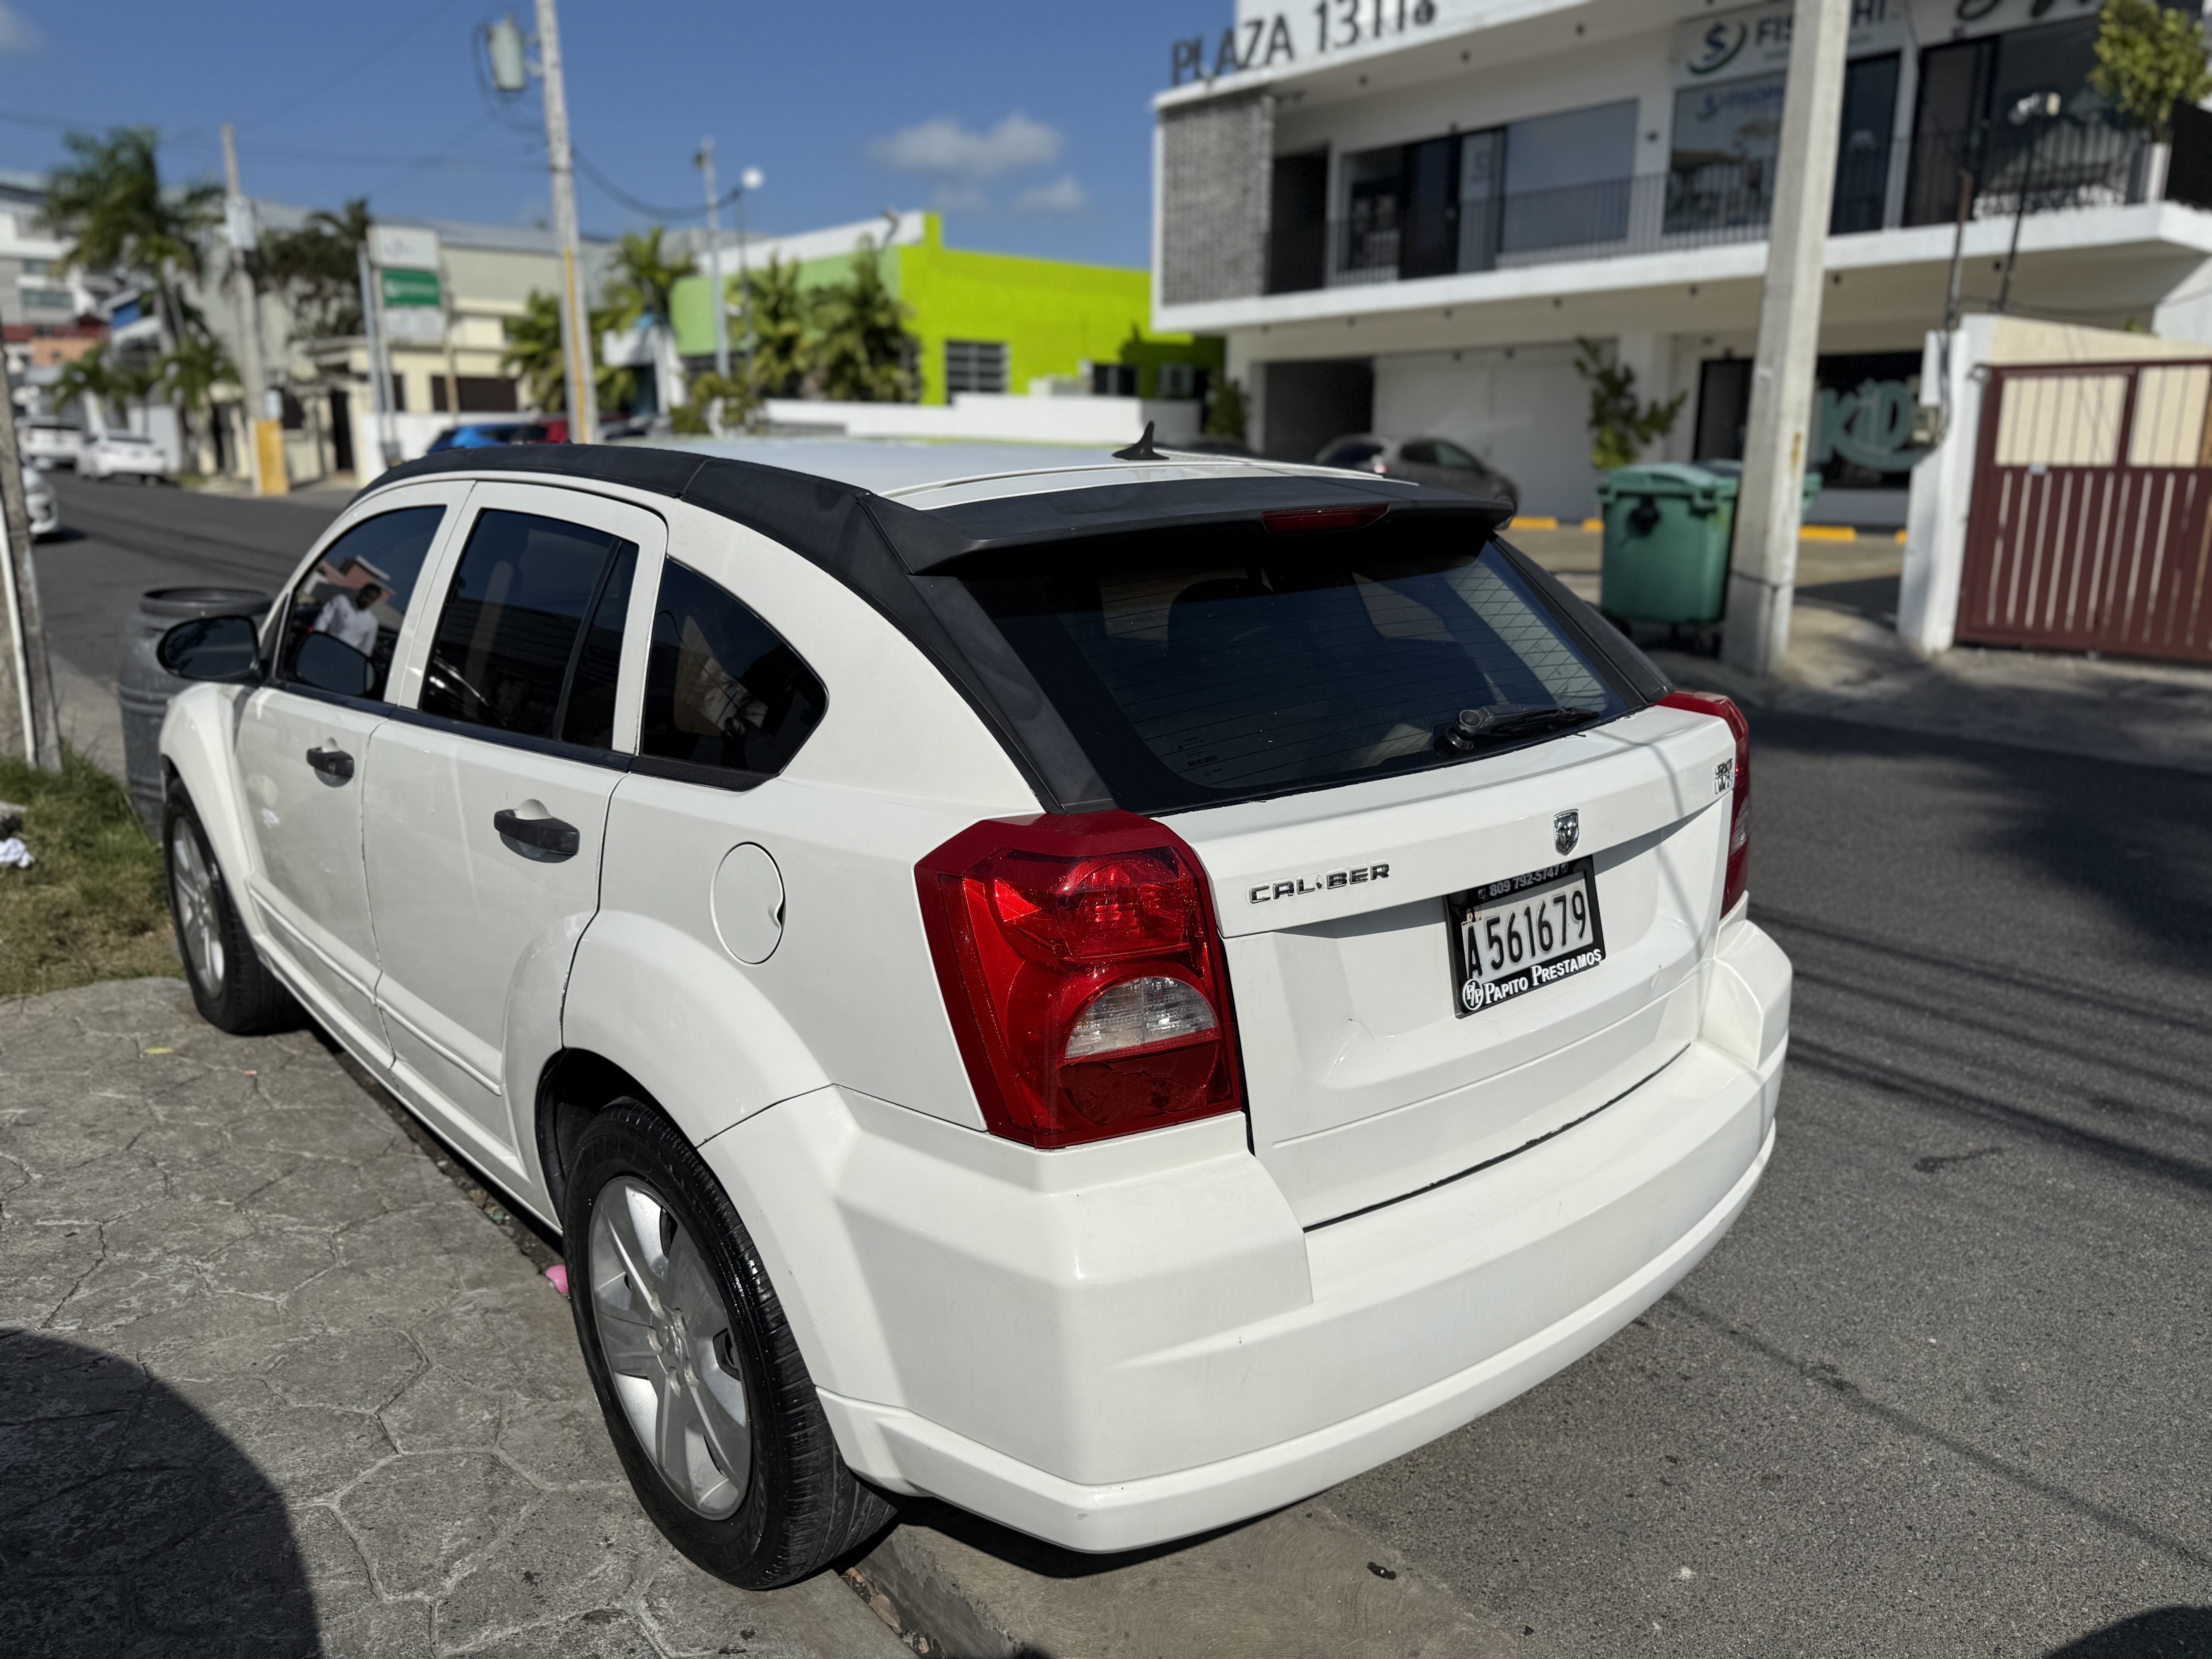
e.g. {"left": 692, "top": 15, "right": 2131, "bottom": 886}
{"left": 0, "top": 0, "right": 1213, "bottom": 268}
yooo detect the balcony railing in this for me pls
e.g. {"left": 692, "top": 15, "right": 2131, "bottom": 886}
{"left": 1257, "top": 123, "right": 2161, "bottom": 297}
{"left": 1902, "top": 120, "right": 2148, "bottom": 227}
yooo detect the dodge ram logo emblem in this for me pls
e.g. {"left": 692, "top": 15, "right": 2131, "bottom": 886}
{"left": 1554, "top": 810, "right": 1580, "bottom": 856}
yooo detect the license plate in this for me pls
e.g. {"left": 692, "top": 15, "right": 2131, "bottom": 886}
{"left": 1446, "top": 858, "right": 1606, "bottom": 1017}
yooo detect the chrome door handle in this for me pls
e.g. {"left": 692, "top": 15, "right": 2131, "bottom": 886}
{"left": 493, "top": 807, "right": 579, "bottom": 862}
{"left": 305, "top": 745, "right": 354, "bottom": 783}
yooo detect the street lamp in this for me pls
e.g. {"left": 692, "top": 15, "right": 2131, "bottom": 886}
{"left": 695, "top": 148, "right": 764, "bottom": 425}
{"left": 1997, "top": 89, "right": 2063, "bottom": 315}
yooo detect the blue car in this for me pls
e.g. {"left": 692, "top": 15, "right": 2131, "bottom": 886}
{"left": 425, "top": 420, "right": 558, "bottom": 452}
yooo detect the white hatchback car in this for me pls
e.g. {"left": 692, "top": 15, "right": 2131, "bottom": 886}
{"left": 80, "top": 430, "right": 170, "bottom": 482}
{"left": 154, "top": 442, "right": 1789, "bottom": 1589}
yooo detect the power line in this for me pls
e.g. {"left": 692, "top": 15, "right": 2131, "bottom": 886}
{"left": 572, "top": 144, "right": 747, "bottom": 221}
{"left": 239, "top": 0, "right": 473, "bottom": 132}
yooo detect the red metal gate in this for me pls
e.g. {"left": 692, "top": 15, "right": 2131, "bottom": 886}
{"left": 1958, "top": 361, "right": 2212, "bottom": 663}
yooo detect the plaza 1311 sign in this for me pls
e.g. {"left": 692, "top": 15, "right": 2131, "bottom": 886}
{"left": 1171, "top": 0, "right": 1449, "bottom": 86}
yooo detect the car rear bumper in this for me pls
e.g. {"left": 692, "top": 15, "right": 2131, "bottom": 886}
{"left": 702, "top": 919, "right": 1790, "bottom": 1554}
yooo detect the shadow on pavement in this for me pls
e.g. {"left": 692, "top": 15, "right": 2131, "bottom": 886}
{"left": 2047, "top": 1607, "right": 2212, "bottom": 1656}
{"left": 0, "top": 1330, "right": 319, "bottom": 1657}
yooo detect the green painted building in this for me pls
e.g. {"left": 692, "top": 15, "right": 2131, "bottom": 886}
{"left": 668, "top": 211, "right": 1221, "bottom": 405}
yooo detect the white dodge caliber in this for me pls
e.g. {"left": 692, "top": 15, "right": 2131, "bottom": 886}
{"left": 155, "top": 441, "right": 1790, "bottom": 1588}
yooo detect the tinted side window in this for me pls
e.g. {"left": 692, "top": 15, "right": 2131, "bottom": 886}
{"left": 640, "top": 560, "right": 825, "bottom": 778}
{"left": 278, "top": 506, "right": 446, "bottom": 700}
{"left": 420, "top": 509, "right": 637, "bottom": 742}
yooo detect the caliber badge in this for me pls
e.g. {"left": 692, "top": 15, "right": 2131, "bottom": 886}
{"left": 1554, "top": 809, "right": 1580, "bottom": 857}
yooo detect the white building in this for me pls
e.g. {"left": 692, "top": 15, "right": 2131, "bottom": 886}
{"left": 1152, "top": 0, "right": 2212, "bottom": 525}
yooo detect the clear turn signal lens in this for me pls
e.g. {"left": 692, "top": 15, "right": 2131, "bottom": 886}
{"left": 1063, "top": 975, "right": 1218, "bottom": 1060}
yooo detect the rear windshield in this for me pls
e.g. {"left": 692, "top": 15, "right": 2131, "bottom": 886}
{"left": 957, "top": 520, "right": 1629, "bottom": 813}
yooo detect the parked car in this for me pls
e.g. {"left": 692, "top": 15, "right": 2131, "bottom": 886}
{"left": 21, "top": 419, "right": 83, "bottom": 470}
{"left": 79, "top": 431, "right": 171, "bottom": 483}
{"left": 1318, "top": 432, "right": 1518, "bottom": 508}
{"left": 152, "top": 442, "right": 1787, "bottom": 1589}
{"left": 425, "top": 420, "right": 560, "bottom": 452}
{"left": 24, "top": 466, "right": 57, "bottom": 537}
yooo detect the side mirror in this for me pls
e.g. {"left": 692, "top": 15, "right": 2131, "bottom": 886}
{"left": 157, "top": 615, "right": 262, "bottom": 683}
{"left": 293, "top": 629, "right": 375, "bottom": 697}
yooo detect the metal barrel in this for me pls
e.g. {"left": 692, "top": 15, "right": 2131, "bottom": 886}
{"left": 118, "top": 587, "right": 272, "bottom": 835}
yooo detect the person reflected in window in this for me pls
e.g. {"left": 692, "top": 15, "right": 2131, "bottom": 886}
{"left": 313, "top": 581, "right": 385, "bottom": 658}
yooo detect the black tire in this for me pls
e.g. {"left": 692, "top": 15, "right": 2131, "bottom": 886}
{"left": 562, "top": 1102, "right": 895, "bottom": 1588}
{"left": 163, "top": 787, "right": 299, "bottom": 1035}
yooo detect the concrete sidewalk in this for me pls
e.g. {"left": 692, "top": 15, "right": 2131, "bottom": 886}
{"left": 1512, "top": 524, "right": 2212, "bottom": 775}
{"left": 0, "top": 977, "right": 911, "bottom": 1659}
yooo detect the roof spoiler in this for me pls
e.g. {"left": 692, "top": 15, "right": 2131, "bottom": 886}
{"left": 867, "top": 474, "right": 1512, "bottom": 573}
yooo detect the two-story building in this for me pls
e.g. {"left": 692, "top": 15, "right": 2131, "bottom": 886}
{"left": 1152, "top": 0, "right": 2212, "bottom": 524}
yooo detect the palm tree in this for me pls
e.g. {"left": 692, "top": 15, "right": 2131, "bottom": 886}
{"left": 503, "top": 289, "right": 637, "bottom": 418}
{"left": 605, "top": 227, "right": 696, "bottom": 415}
{"left": 45, "top": 127, "right": 221, "bottom": 347}
{"left": 742, "top": 257, "right": 810, "bottom": 400}
{"left": 260, "top": 197, "right": 371, "bottom": 342}
{"left": 502, "top": 290, "right": 567, "bottom": 411}
{"left": 159, "top": 330, "right": 237, "bottom": 471}
{"left": 50, "top": 344, "right": 123, "bottom": 430}
{"left": 811, "top": 238, "right": 916, "bottom": 404}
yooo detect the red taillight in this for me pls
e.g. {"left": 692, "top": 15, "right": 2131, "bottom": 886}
{"left": 915, "top": 811, "right": 1244, "bottom": 1148}
{"left": 1660, "top": 690, "right": 1752, "bottom": 916}
{"left": 1262, "top": 503, "right": 1389, "bottom": 534}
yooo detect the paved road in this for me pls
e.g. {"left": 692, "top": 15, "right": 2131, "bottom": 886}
{"left": 25, "top": 476, "right": 2212, "bottom": 1655}
{"left": 1332, "top": 713, "right": 2212, "bottom": 1657}
{"left": 36, "top": 472, "right": 342, "bottom": 685}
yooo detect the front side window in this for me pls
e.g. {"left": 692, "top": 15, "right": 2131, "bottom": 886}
{"left": 639, "top": 560, "right": 825, "bottom": 780}
{"left": 419, "top": 508, "right": 638, "bottom": 745}
{"left": 277, "top": 505, "right": 447, "bottom": 701}
{"left": 959, "top": 522, "right": 1627, "bottom": 813}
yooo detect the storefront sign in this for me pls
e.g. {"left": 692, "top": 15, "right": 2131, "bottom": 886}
{"left": 1674, "top": 0, "right": 1912, "bottom": 86}
{"left": 1170, "top": 0, "right": 1453, "bottom": 86}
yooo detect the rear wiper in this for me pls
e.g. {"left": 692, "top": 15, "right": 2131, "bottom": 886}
{"left": 1437, "top": 703, "right": 1602, "bottom": 752}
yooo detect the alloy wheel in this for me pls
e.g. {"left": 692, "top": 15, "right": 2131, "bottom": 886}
{"left": 168, "top": 823, "right": 225, "bottom": 996}
{"left": 588, "top": 1175, "right": 752, "bottom": 1518}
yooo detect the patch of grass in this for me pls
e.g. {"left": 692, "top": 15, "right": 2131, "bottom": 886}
{"left": 0, "top": 748, "right": 178, "bottom": 996}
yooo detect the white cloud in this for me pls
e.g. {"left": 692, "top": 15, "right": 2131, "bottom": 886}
{"left": 0, "top": 5, "right": 41, "bottom": 53}
{"left": 1014, "top": 175, "right": 1087, "bottom": 215}
{"left": 872, "top": 113, "right": 1062, "bottom": 181}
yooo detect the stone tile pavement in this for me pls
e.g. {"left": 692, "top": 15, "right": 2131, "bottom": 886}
{"left": 0, "top": 977, "right": 912, "bottom": 1659}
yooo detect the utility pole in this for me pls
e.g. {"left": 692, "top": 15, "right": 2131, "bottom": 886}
{"left": 0, "top": 343, "right": 60, "bottom": 768}
{"left": 697, "top": 137, "right": 730, "bottom": 385}
{"left": 534, "top": 0, "right": 596, "bottom": 443}
{"left": 1722, "top": 0, "right": 1851, "bottom": 681}
{"left": 358, "top": 244, "right": 396, "bottom": 472}
{"left": 222, "top": 123, "right": 283, "bottom": 495}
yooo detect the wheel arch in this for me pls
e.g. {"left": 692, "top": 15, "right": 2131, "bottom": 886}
{"left": 160, "top": 684, "right": 259, "bottom": 907}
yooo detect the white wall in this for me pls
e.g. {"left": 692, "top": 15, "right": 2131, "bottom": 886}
{"left": 1373, "top": 342, "right": 1596, "bottom": 517}
{"left": 760, "top": 393, "right": 1200, "bottom": 448}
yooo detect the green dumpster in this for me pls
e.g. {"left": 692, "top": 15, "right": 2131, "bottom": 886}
{"left": 1594, "top": 462, "right": 1820, "bottom": 627}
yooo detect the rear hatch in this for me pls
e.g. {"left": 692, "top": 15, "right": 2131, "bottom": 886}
{"left": 1178, "top": 710, "right": 1731, "bottom": 1224}
{"left": 944, "top": 502, "right": 1734, "bottom": 1224}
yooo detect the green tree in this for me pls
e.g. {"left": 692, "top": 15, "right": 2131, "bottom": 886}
{"left": 740, "top": 256, "right": 811, "bottom": 399}
{"left": 158, "top": 330, "right": 236, "bottom": 466}
{"left": 259, "top": 197, "right": 370, "bottom": 342}
{"left": 501, "top": 290, "right": 633, "bottom": 417}
{"left": 606, "top": 226, "right": 696, "bottom": 414}
{"left": 501, "top": 290, "right": 567, "bottom": 411}
{"left": 1203, "top": 377, "right": 1249, "bottom": 443}
{"left": 1572, "top": 338, "right": 1686, "bottom": 471}
{"left": 811, "top": 238, "right": 916, "bottom": 403}
{"left": 45, "top": 127, "right": 221, "bottom": 345}
{"left": 50, "top": 343, "right": 124, "bottom": 427}
{"left": 2091, "top": 0, "right": 2212, "bottom": 144}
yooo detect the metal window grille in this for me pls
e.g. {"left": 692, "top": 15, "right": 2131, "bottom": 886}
{"left": 945, "top": 339, "right": 1008, "bottom": 395}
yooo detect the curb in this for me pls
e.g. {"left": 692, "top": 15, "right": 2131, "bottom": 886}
{"left": 842, "top": 1499, "right": 1521, "bottom": 1659}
